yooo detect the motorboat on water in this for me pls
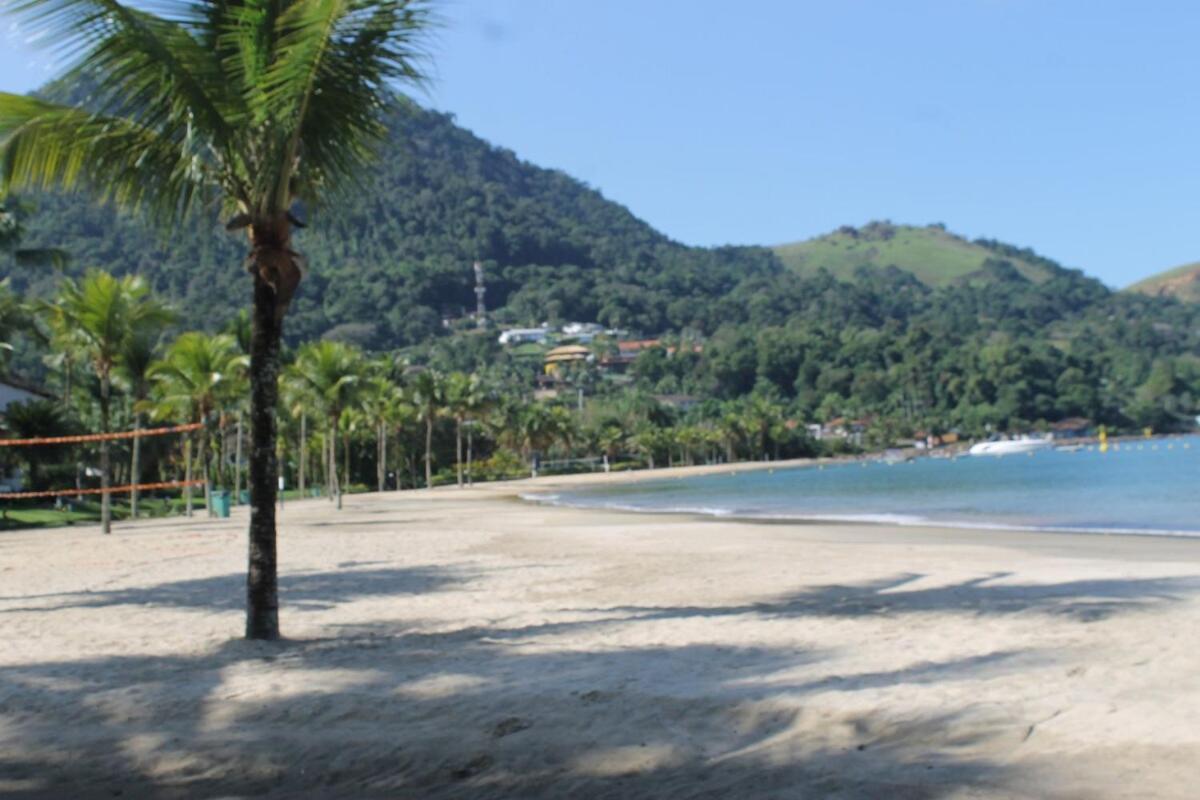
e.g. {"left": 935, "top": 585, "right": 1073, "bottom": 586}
{"left": 967, "top": 436, "right": 1052, "bottom": 457}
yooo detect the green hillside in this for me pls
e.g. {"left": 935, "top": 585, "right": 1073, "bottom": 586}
{"left": 772, "top": 221, "right": 1066, "bottom": 286}
{"left": 10, "top": 95, "right": 781, "bottom": 349}
{"left": 1126, "top": 262, "right": 1200, "bottom": 303}
{"left": 5, "top": 88, "right": 1200, "bottom": 436}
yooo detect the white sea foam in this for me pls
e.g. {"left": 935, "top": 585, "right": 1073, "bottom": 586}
{"left": 522, "top": 492, "right": 1200, "bottom": 539}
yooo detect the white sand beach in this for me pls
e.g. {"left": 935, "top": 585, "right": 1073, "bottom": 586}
{"left": 3, "top": 466, "right": 1200, "bottom": 798}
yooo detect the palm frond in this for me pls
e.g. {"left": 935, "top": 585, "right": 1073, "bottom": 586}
{"left": 0, "top": 93, "right": 198, "bottom": 217}
{"left": 254, "top": 0, "right": 432, "bottom": 210}
{"left": 8, "top": 0, "right": 238, "bottom": 144}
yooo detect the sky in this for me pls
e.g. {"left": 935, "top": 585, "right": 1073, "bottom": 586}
{"left": 3, "top": 0, "right": 1200, "bottom": 287}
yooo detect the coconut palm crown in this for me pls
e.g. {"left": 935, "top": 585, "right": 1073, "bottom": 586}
{"left": 0, "top": 0, "right": 430, "bottom": 639}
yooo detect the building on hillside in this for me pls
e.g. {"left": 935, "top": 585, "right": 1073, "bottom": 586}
{"left": 603, "top": 339, "right": 662, "bottom": 367}
{"left": 561, "top": 322, "right": 607, "bottom": 338}
{"left": 498, "top": 327, "right": 550, "bottom": 346}
{"left": 543, "top": 345, "right": 592, "bottom": 375}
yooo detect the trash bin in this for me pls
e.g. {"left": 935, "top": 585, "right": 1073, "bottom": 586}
{"left": 212, "top": 490, "right": 232, "bottom": 518}
{"left": 239, "top": 490, "right": 250, "bottom": 505}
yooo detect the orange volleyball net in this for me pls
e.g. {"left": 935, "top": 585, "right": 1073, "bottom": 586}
{"left": 0, "top": 422, "right": 206, "bottom": 501}
{"left": 0, "top": 422, "right": 202, "bottom": 448}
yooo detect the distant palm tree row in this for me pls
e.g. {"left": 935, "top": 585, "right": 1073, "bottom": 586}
{"left": 4, "top": 270, "right": 819, "bottom": 526}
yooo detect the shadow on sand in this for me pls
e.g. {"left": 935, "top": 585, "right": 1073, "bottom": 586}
{"left": 1, "top": 567, "right": 1196, "bottom": 798}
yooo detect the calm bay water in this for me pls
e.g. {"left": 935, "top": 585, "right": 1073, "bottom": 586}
{"left": 533, "top": 436, "right": 1200, "bottom": 536}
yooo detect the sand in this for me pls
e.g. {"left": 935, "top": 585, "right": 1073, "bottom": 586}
{"left": 3, "top": 464, "right": 1200, "bottom": 798}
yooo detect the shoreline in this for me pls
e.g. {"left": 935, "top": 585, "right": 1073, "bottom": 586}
{"left": 503, "top": 447, "right": 1200, "bottom": 544}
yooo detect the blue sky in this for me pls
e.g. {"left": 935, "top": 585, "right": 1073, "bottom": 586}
{"left": 3, "top": 0, "right": 1199, "bottom": 287}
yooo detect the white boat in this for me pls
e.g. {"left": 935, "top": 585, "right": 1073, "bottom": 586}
{"left": 967, "top": 437, "right": 1052, "bottom": 457}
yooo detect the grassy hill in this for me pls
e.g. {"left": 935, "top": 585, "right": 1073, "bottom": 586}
{"left": 772, "top": 221, "right": 1066, "bottom": 286}
{"left": 1126, "top": 262, "right": 1200, "bottom": 303}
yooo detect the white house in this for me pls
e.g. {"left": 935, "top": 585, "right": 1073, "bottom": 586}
{"left": 498, "top": 327, "right": 551, "bottom": 346}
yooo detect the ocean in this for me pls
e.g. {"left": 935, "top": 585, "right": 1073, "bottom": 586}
{"left": 529, "top": 436, "right": 1200, "bottom": 536}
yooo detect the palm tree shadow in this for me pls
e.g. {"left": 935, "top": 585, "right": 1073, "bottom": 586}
{"left": 584, "top": 571, "right": 1200, "bottom": 625}
{"left": 1, "top": 571, "right": 1194, "bottom": 797}
{"left": 0, "top": 634, "right": 1022, "bottom": 799}
{"left": 0, "top": 565, "right": 469, "bottom": 614}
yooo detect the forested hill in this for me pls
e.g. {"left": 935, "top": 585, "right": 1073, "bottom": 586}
{"left": 11, "top": 96, "right": 782, "bottom": 348}
{"left": 8, "top": 92, "right": 1200, "bottom": 433}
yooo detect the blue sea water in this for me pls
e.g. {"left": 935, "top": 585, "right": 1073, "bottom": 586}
{"left": 532, "top": 437, "right": 1200, "bottom": 536}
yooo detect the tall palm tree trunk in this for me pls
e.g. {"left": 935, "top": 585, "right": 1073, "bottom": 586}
{"left": 396, "top": 431, "right": 406, "bottom": 490}
{"left": 130, "top": 410, "right": 142, "bottom": 518}
{"left": 466, "top": 424, "right": 473, "bottom": 487}
{"left": 376, "top": 422, "right": 385, "bottom": 492}
{"left": 424, "top": 416, "right": 433, "bottom": 489}
{"left": 455, "top": 417, "right": 463, "bottom": 488}
{"left": 340, "top": 431, "right": 348, "bottom": 511}
{"left": 201, "top": 434, "right": 212, "bottom": 516}
{"left": 184, "top": 434, "right": 194, "bottom": 517}
{"left": 324, "top": 429, "right": 332, "bottom": 500}
{"left": 99, "top": 372, "right": 112, "bottom": 535}
{"left": 330, "top": 419, "right": 341, "bottom": 508}
{"left": 298, "top": 411, "right": 306, "bottom": 497}
{"left": 234, "top": 412, "right": 244, "bottom": 504}
{"left": 246, "top": 273, "right": 282, "bottom": 641}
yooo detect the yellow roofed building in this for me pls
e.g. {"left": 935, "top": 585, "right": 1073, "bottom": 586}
{"left": 543, "top": 345, "right": 591, "bottom": 375}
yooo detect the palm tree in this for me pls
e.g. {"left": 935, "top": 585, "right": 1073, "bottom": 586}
{"left": 286, "top": 341, "right": 362, "bottom": 510}
{"left": 117, "top": 323, "right": 174, "bottom": 518}
{"left": 629, "top": 423, "right": 666, "bottom": 470}
{"left": 675, "top": 425, "right": 708, "bottom": 466}
{"left": 359, "top": 372, "right": 402, "bottom": 492}
{"left": 223, "top": 310, "right": 252, "bottom": 504}
{"left": 389, "top": 398, "right": 419, "bottom": 489}
{"left": 52, "top": 270, "right": 172, "bottom": 533}
{"left": 462, "top": 380, "right": 494, "bottom": 486}
{"left": 337, "top": 406, "right": 366, "bottom": 497}
{"left": 146, "top": 332, "right": 248, "bottom": 517}
{"left": 409, "top": 369, "right": 445, "bottom": 489}
{"left": 742, "top": 395, "right": 783, "bottom": 461}
{"left": 280, "top": 366, "right": 311, "bottom": 499}
{"left": 718, "top": 408, "right": 747, "bottom": 463}
{"left": 0, "top": 0, "right": 431, "bottom": 640}
{"left": 443, "top": 372, "right": 485, "bottom": 488}
{"left": 39, "top": 299, "right": 89, "bottom": 406}
{"left": 592, "top": 420, "right": 625, "bottom": 470}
